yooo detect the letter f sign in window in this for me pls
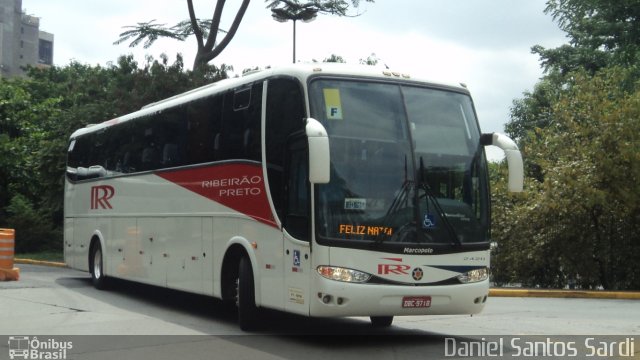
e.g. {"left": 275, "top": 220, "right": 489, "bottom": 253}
{"left": 91, "top": 185, "right": 115, "bottom": 209}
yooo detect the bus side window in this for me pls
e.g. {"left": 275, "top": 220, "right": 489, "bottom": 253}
{"left": 219, "top": 84, "right": 262, "bottom": 162}
{"left": 265, "top": 77, "right": 306, "bottom": 222}
{"left": 67, "top": 132, "right": 109, "bottom": 181}
{"left": 187, "top": 94, "right": 222, "bottom": 164}
{"left": 220, "top": 92, "right": 243, "bottom": 160}
{"left": 284, "top": 136, "right": 310, "bottom": 241}
{"left": 233, "top": 87, "right": 251, "bottom": 110}
{"left": 66, "top": 137, "right": 83, "bottom": 181}
{"left": 162, "top": 143, "right": 179, "bottom": 166}
{"left": 154, "top": 106, "right": 187, "bottom": 168}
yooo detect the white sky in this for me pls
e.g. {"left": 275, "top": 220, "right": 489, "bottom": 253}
{"left": 24, "top": 0, "right": 567, "bottom": 160}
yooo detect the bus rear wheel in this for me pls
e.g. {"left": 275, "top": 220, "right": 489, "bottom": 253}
{"left": 90, "top": 242, "right": 108, "bottom": 290}
{"left": 370, "top": 316, "right": 393, "bottom": 327}
{"left": 237, "top": 256, "right": 260, "bottom": 331}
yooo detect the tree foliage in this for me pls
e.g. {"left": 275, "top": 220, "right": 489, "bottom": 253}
{"left": 115, "top": 0, "right": 249, "bottom": 73}
{"left": 511, "top": 0, "right": 640, "bottom": 151}
{"left": 534, "top": 0, "right": 640, "bottom": 75}
{"left": 322, "top": 54, "right": 346, "bottom": 63}
{"left": 0, "top": 78, "right": 61, "bottom": 252}
{"left": 495, "top": 68, "right": 640, "bottom": 290}
{"left": 492, "top": 0, "right": 640, "bottom": 290}
{"left": 0, "top": 55, "right": 228, "bottom": 253}
{"left": 115, "top": 0, "right": 373, "bottom": 72}
{"left": 266, "top": 0, "right": 372, "bottom": 17}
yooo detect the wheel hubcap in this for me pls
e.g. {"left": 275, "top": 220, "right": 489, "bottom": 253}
{"left": 93, "top": 248, "right": 102, "bottom": 279}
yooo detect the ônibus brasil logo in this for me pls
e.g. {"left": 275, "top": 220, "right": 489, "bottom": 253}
{"left": 7, "top": 336, "right": 72, "bottom": 360}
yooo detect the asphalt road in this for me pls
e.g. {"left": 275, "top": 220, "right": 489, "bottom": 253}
{"left": 0, "top": 264, "right": 638, "bottom": 359}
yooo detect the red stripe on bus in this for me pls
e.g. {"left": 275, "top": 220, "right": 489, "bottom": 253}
{"left": 157, "top": 163, "right": 278, "bottom": 228}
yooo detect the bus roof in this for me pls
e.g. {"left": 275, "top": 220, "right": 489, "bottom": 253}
{"left": 69, "top": 63, "right": 469, "bottom": 139}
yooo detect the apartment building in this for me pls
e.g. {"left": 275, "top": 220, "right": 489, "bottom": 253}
{"left": 1, "top": 0, "right": 54, "bottom": 78}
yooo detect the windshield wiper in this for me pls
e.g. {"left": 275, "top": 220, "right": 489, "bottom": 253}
{"left": 373, "top": 179, "right": 412, "bottom": 245}
{"left": 418, "top": 157, "right": 461, "bottom": 246}
{"left": 373, "top": 157, "right": 462, "bottom": 246}
{"left": 373, "top": 156, "right": 416, "bottom": 245}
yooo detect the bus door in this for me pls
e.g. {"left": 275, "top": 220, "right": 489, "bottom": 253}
{"left": 282, "top": 135, "right": 312, "bottom": 315}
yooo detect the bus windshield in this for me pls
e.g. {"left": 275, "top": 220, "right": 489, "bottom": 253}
{"left": 309, "top": 78, "right": 489, "bottom": 248}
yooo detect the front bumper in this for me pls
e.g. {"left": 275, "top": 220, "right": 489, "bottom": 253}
{"left": 309, "top": 273, "right": 489, "bottom": 317}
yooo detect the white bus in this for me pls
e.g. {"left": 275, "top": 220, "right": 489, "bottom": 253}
{"left": 64, "top": 64, "right": 523, "bottom": 330}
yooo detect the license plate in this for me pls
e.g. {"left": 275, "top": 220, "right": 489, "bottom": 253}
{"left": 402, "top": 296, "right": 432, "bottom": 308}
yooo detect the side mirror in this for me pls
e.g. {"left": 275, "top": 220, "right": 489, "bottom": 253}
{"left": 305, "top": 118, "right": 330, "bottom": 184}
{"left": 481, "top": 133, "right": 524, "bottom": 192}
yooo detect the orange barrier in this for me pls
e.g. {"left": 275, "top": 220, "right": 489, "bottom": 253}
{"left": 0, "top": 267, "right": 20, "bottom": 281}
{"left": 0, "top": 228, "right": 15, "bottom": 269}
{"left": 0, "top": 228, "right": 19, "bottom": 281}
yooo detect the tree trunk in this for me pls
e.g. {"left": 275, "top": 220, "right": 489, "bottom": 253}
{"left": 190, "top": 0, "right": 251, "bottom": 72}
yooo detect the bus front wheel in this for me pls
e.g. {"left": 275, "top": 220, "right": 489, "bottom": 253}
{"left": 237, "top": 256, "right": 260, "bottom": 331}
{"left": 370, "top": 316, "right": 393, "bottom": 327}
{"left": 90, "top": 242, "right": 108, "bottom": 290}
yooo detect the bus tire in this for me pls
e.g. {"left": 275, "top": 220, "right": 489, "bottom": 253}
{"left": 90, "top": 242, "right": 108, "bottom": 290}
{"left": 237, "top": 256, "right": 260, "bottom": 331}
{"left": 370, "top": 316, "right": 393, "bottom": 327}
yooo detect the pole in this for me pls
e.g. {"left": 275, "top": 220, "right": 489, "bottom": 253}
{"left": 292, "top": 19, "right": 297, "bottom": 63}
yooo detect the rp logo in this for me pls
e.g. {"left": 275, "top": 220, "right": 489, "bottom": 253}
{"left": 377, "top": 258, "right": 411, "bottom": 275}
{"left": 90, "top": 185, "right": 115, "bottom": 209}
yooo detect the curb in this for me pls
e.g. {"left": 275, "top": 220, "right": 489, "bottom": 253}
{"left": 489, "top": 288, "right": 640, "bottom": 300}
{"left": 15, "top": 258, "right": 67, "bottom": 268}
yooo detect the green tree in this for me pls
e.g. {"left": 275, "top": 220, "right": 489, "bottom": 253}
{"left": 267, "top": 0, "right": 372, "bottom": 17}
{"left": 323, "top": 54, "right": 346, "bottom": 63}
{"left": 533, "top": 0, "right": 640, "bottom": 75}
{"left": 115, "top": 0, "right": 249, "bottom": 73}
{"left": 359, "top": 52, "right": 380, "bottom": 66}
{"left": 0, "top": 78, "right": 61, "bottom": 251}
{"left": 494, "top": 0, "right": 640, "bottom": 290}
{"left": 505, "top": 74, "right": 566, "bottom": 182}
{"left": 0, "top": 55, "right": 229, "bottom": 253}
{"left": 505, "top": 0, "right": 640, "bottom": 180}
{"left": 315, "top": 53, "right": 379, "bottom": 64}
{"left": 115, "top": 0, "right": 373, "bottom": 72}
{"left": 493, "top": 67, "right": 640, "bottom": 290}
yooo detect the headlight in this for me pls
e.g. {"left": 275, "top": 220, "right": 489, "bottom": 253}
{"left": 317, "top": 266, "right": 371, "bottom": 283}
{"left": 457, "top": 267, "right": 489, "bottom": 283}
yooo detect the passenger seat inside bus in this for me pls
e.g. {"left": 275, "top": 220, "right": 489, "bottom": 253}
{"left": 162, "top": 143, "right": 179, "bottom": 167}
{"left": 141, "top": 146, "right": 159, "bottom": 171}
